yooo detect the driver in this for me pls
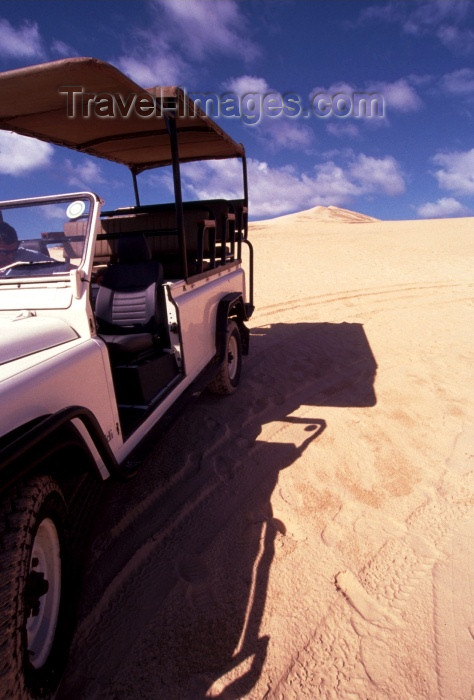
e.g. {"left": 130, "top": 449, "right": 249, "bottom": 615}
{"left": 0, "top": 222, "right": 51, "bottom": 268}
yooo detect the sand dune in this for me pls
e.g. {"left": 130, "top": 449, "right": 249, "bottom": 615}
{"left": 58, "top": 208, "right": 473, "bottom": 699}
{"left": 251, "top": 204, "right": 378, "bottom": 229}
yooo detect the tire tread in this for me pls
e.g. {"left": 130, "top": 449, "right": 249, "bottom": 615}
{"left": 0, "top": 476, "right": 67, "bottom": 700}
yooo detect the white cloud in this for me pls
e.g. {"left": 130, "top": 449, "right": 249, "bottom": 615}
{"left": 326, "top": 122, "right": 360, "bottom": 138}
{"left": 181, "top": 158, "right": 244, "bottom": 202}
{"left": 348, "top": 154, "right": 405, "bottom": 196}
{"left": 63, "top": 159, "right": 105, "bottom": 189}
{"left": 441, "top": 68, "right": 474, "bottom": 97}
{"left": 0, "top": 18, "right": 44, "bottom": 58}
{"left": 51, "top": 39, "right": 78, "bottom": 58}
{"left": 309, "top": 78, "right": 422, "bottom": 117}
{"left": 309, "top": 161, "right": 361, "bottom": 201}
{"left": 266, "top": 120, "right": 313, "bottom": 149}
{"left": 180, "top": 152, "right": 405, "bottom": 218}
{"left": 356, "top": 3, "right": 403, "bottom": 26}
{"left": 417, "top": 197, "right": 468, "bottom": 218}
{"left": 224, "top": 75, "right": 271, "bottom": 96}
{"left": 435, "top": 24, "right": 474, "bottom": 53}
{"left": 0, "top": 132, "right": 53, "bottom": 175}
{"left": 223, "top": 74, "right": 314, "bottom": 149}
{"left": 117, "top": 55, "right": 184, "bottom": 87}
{"left": 369, "top": 78, "right": 423, "bottom": 113}
{"left": 117, "top": 0, "right": 259, "bottom": 87}
{"left": 358, "top": 0, "right": 474, "bottom": 54}
{"left": 432, "top": 148, "right": 474, "bottom": 195}
{"left": 403, "top": 0, "right": 470, "bottom": 35}
{"left": 151, "top": 0, "right": 259, "bottom": 62}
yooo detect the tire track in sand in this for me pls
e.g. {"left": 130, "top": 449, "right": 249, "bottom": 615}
{"left": 271, "top": 457, "right": 474, "bottom": 699}
{"left": 256, "top": 281, "right": 473, "bottom": 320}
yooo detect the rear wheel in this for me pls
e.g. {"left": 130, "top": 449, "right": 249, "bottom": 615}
{"left": 0, "top": 476, "right": 71, "bottom": 699}
{"left": 208, "top": 319, "right": 242, "bottom": 395}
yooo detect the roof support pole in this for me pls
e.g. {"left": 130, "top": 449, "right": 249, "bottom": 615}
{"left": 242, "top": 151, "right": 248, "bottom": 212}
{"left": 241, "top": 150, "right": 248, "bottom": 240}
{"left": 165, "top": 113, "right": 188, "bottom": 280}
{"left": 131, "top": 169, "right": 141, "bottom": 207}
{"left": 240, "top": 149, "right": 253, "bottom": 311}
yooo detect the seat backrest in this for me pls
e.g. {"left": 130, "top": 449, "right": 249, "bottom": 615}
{"left": 94, "top": 235, "right": 164, "bottom": 335}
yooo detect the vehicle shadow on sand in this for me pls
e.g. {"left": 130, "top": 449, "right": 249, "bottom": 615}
{"left": 58, "top": 321, "right": 376, "bottom": 699}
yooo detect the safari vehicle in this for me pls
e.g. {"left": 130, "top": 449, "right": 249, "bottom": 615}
{"left": 0, "top": 58, "right": 253, "bottom": 699}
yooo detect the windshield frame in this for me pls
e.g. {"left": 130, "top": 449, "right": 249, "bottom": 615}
{"left": 0, "top": 192, "right": 100, "bottom": 282}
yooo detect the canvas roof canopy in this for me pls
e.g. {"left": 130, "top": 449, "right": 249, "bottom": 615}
{"left": 0, "top": 57, "right": 244, "bottom": 173}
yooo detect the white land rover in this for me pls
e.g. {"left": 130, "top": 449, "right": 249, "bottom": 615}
{"left": 0, "top": 58, "right": 254, "bottom": 699}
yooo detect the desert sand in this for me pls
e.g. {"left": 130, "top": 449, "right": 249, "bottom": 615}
{"left": 58, "top": 206, "right": 473, "bottom": 699}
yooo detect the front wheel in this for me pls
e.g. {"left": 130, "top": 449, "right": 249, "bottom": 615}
{"left": 0, "top": 476, "right": 71, "bottom": 700}
{"left": 208, "top": 319, "right": 242, "bottom": 395}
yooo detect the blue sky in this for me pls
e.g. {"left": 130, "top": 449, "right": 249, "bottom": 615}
{"left": 1, "top": 0, "right": 474, "bottom": 220}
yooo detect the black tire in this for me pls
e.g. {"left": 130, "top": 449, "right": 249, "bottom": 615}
{"left": 0, "top": 476, "right": 71, "bottom": 700}
{"left": 208, "top": 319, "right": 242, "bottom": 395}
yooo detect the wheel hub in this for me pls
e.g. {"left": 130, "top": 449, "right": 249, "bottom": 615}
{"left": 25, "top": 569, "right": 49, "bottom": 618}
{"left": 227, "top": 336, "right": 238, "bottom": 380}
{"left": 26, "top": 518, "right": 61, "bottom": 669}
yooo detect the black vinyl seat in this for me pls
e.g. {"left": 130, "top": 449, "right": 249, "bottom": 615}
{"left": 95, "top": 235, "right": 164, "bottom": 357}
